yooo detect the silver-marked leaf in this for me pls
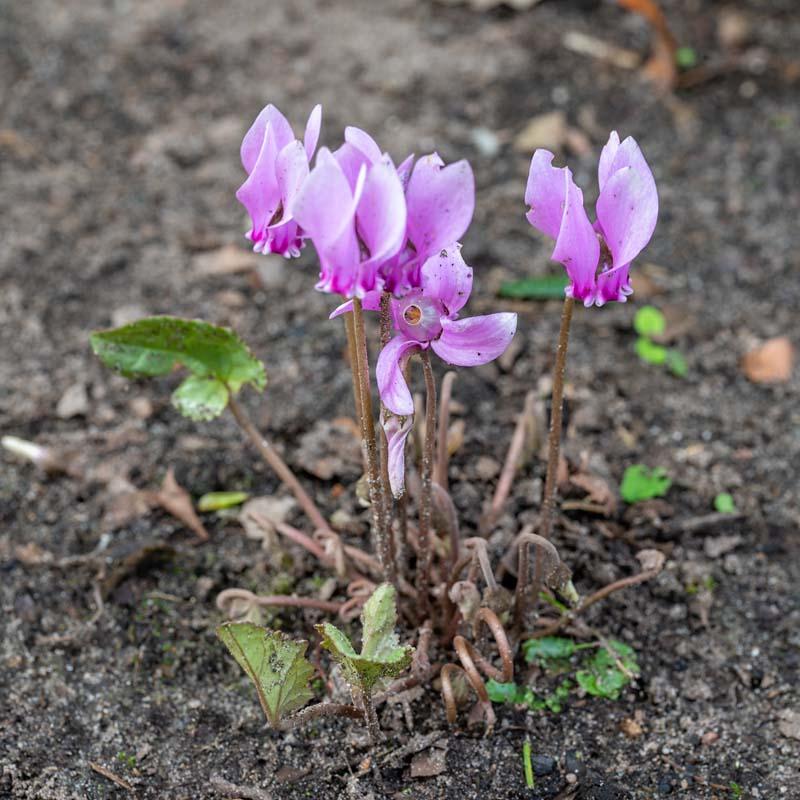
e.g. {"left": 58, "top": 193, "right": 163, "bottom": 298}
{"left": 90, "top": 316, "right": 266, "bottom": 394}
{"left": 317, "top": 583, "right": 413, "bottom": 694}
{"left": 172, "top": 376, "right": 229, "bottom": 421}
{"left": 217, "top": 623, "right": 314, "bottom": 726}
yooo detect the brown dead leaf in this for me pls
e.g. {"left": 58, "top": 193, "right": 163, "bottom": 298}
{"left": 14, "top": 542, "right": 54, "bottom": 566}
{"left": 568, "top": 472, "right": 618, "bottom": 516}
{"left": 410, "top": 745, "right": 448, "bottom": 778}
{"left": 620, "top": 717, "right": 644, "bottom": 738}
{"left": 148, "top": 468, "right": 209, "bottom": 542}
{"left": 239, "top": 496, "right": 295, "bottom": 565}
{"left": 741, "top": 337, "right": 794, "bottom": 383}
{"left": 513, "top": 111, "right": 567, "bottom": 154}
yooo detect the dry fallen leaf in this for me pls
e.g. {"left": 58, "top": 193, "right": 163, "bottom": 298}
{"left": 192, "top": 244, "right": 259, "bottom": 276}
{"left": 148, "top": 468, "right": 209, "bottom": 542}
{"left": 568, "top": 472, "right": 618, "bottom": 516}
{"left": 618, "top": 0, "right": 678, "bottom": 90}
{"left": 513, "top": 111, "right": 567, "bottom": 154}
{"left": 741, "top": 337, "right": 794, "bottom": 384}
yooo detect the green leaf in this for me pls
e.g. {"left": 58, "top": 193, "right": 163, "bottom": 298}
{"left": 714, "top": 492, "right": 737, "bottom": 514}
{"left": 90, "top": 316, "right": 266, "bottom": 395}
{"left": 522, "top": 636, "right": 577, "bottom": 665}
{"left": 486, "top": 679, "right": 522, "bottom": 704}
{"left": 523, "top": 740, "right": 535, "bottom": 789}
{"left": 620, "top": 465, "right": 672, "bottom": 504}
{"left": 317, "top": 583, "right": 412, "bottom": 695}
{"left": 576, "top": 641, "right": 639, "bottom": 700}
{"left": 633, "top": 306, "right": 666, "bottom": 338}
{"left": 635, "top": 336, "right": 667, "bottom": 365}
{"left": 173, "top": 376, "right": 229, "bottom": 421}
{"left": 675, "top": 46, "right": 698, "bottom": 69}
{"left": 498, "top": 274, "right": 569, "bottom": 300}
{"left": 197, "top": 491, "right": 250, "bottom": 512}
{"left": 665, "top": 349, "right": 688, "bottom": 377}
{"left": 216, "top": 623, "right": 314, "bottom": 726}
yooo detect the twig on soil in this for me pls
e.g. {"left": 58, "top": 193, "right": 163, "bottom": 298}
{"left": 88, "top": 761, "right": 133, "bottom": 792}
{"left": 482, "top": 390, "right": 536, "bottom": 534}
{"left": 209, "top": 774, "right": 272, "bottom": 800}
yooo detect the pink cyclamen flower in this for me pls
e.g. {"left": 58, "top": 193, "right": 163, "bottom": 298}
{"left": 525, "top": 131, "right": 658, "bottom": 306}
{"left": 292, "top": 127, "right": 407, "bottom": 298}
{"left": 375, "top": 247, "right": 517, "bottom": 495}
{"left": 236, "top": 104, "right": 321, "bottom": 257}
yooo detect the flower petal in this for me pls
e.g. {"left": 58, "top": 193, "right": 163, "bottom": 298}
{"left": 344, "top": 126, "right": 383, "bottom": 164}
{"left": 240, "top": 105, "right": 293, "bottom": 174}
{"left": 595, "top": 262, "right": 633, "bottom": 306}
{"left": 383, "top": 414, "right": 413, "bottom": 498}
{"left": 396, "top": 154, "right": 415, "bottom": 191}
{"left": 551, "top": 167, "right": 599, "bottom": 304}
{"left": 236, "top": 122, "right": 281, "bottom": 245}
{"left": 431, "top": 313, "right": 517, "bottom": 367}
{"left": 597, "top": 130, "right": 621, "bottom": 192}
{"left": 595, "top": 140, "right": 658, "bottom": 269}
{"left": 377, "top": 336, "right": 419, "bottom": 416}
{"left": 356, "top": 161, "right": 407, "bottom": 272}
{"left": 328, "top": 290, "right": 383, "bottom": 319}
{"left": 406, "top": 155, "right": 475, "bottom": 265}
{"left": 420, "top": 246, "right": 473, "bottom": 315}
{"left": 524, "top": 149, "right": 567, "bottom": 241}
{"left": 303, "top": 104, "right": 322, "bottom": 161}
{"left": 276, "top": 140, "right": 309, "bottom": 217}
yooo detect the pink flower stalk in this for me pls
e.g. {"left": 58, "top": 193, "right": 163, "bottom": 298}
{"left": 293, "top": 127, "right": 408, "bottom": 298}
{"left": 236, "top": 104, "right": 322, "bottom": 258}
{"left": 374, "top": 247, "right": 517, "bottom": 495}
{"left": 525, "top": 132, "right": 658, "bottom": 307}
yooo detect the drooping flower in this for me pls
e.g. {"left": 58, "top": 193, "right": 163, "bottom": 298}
{"left": 236, "top": 104, "right": 321, "bottom": 258}
{"left": 374, "top": 247, "right": 517, "bottom": 495}
{"left": 525, "top": 131, "right": 658, "bottom": 307}
{"left": 292, "top": 127, "right": 407, "bottom": 298}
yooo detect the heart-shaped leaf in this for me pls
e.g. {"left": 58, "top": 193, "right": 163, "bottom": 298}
{"left": 91, "top": 316, "right": 266, "bottom": 420}
{"left": 217, "top": 623, "right": 314, "bottom": 726}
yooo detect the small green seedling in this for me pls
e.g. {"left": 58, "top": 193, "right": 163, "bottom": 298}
{"left": 91, "top": 316, "right": 266, "bottom": 421}
{"left": 576, "top": 641, "right": 639, "bottom": 700}
{"left": 714, "top": 492, "right": 737, "bottom": 514}
{"left": 317, "top": 584, "right": 413, "bottom": 740}
{"left": 197, "top": 491, "right": 250, "bottom": 512}
{"left": 675, "top": 46, "right": 698, "bottom": 69}
{"left": 522, "top": 739, "right": 535, "bottom": 789}
{"left": 498, "top": 274, "right": 569, "bottom": 300}
{"left": 620, "top": 465, "right": 672, "bottom": 503}
{"left": 633, "top": 306, "right": 687, "bottom": 377}
{"left": 729, "top": 781, "right": 743, "bottom": 798}
{"left": 523, "top": 636, "right": 594, "bottom": 667}
{"left": 486, "top": 678, "right": 572, "bottom": 714}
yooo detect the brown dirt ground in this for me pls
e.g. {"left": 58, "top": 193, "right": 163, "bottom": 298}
{"left": 1, "top": 1, "right": 799, "bottom": 798}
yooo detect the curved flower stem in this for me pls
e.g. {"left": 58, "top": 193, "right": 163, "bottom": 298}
{"left": 434, "top": 371, "right": 457, "bottom": 489}
{"left": 216, "top": 588, "right": 344, "bottom": 617}
{"left": 227, "top": 394, "right": 331, "bottom": 535}
{"left": 539, "top": 296, "right": 574, "bottom": 540}
{"left": 378, "top": 292, "right": 397, "bottom": 569}
{"left": 350, "top": 299, "right": 394, "bottom": 585}
{"left": 418, "top": 351, "right": 437, "bottom": 609}
{"left": 281, "top": 702, "right": 363, "bottom": 730}
{"left": 513, "top": 530, "right": 563, "bottom": 631}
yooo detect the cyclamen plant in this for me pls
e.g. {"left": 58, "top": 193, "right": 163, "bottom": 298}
{"left": 87, "top": 103, "right": 664, "bottom": 742}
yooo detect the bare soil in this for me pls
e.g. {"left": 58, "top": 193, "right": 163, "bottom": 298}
{"left": 1, "top": 1, "right": 799, "bottom": 798}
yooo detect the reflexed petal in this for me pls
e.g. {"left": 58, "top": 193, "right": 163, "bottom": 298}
{"left": 328, "top": 290, "right": 383, "bottom": 319}
{"left": 431, "top": 312, "right": 517, "bottom": 367}
{"left": 376, "top": 336, "right": 419, "bottom": 416}
{"left": 333, "top": 141, "right": 371, "bottom": 191}
{"left": 293, "top": 149, "right": 357, "bottom": 247}
{"left": 344, "top": 126, "right": 383, "bottom": 164}
{"left": 551, "top": 168, "right": 599, "bottom": 304}
{"left": 383, "top": 414, "right": 413, "bottom": 498}
{"left": 595, "top": 262, "right": 633, "bottom": 306}
{"left": 420, "top": 247, "right": 473, "bottom": 315}
{"left": 595, "top": 145, "right": 658, "bottom": 269}
{"left": 406, "top": 155, "right": 475, "bottom": 265}
{"left": 356, "top": 161, "right": 407, "bottom": 271}
{"left": 597, "top": 130, "right": 621, "bottom": 191}
{"left": 236, "top": 122, "right": 282, "bottom": 244}
{"left": 524, "top": 149, "right": 568, "bottom": 241}
{"left": 304, "top": 104, "right": 322, "bottom": 161}
{"left": 241, "top": 105, "right": 294, "bottom": 174}
{"left": 276, "top": 140, "right": 310, "bottom": 217}
{"left": 396, "top": 154, "right": 415, "bottom": 190}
